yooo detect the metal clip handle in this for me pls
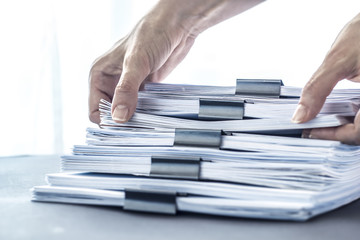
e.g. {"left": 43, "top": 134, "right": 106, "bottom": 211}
{"left": 236, "top": 79, "right": 283, "bottom": 97}
{"left": 174, "top": 128, "right": 222, "bottom": 148}
{"left": 150, "top": 155, "right": 200, "bottom": 180}
{"left": 199, "top": 98, "right": 244, "bottom": 120}
{"left": 124, "top": 189, "right": 177, "bottom": 215}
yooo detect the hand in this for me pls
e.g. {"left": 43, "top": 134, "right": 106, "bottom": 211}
{"left": 88, "top": 0, "right": 263, "bottom": 124}
{"left": 292, "top": 13, "right": 360, "bottom": 145}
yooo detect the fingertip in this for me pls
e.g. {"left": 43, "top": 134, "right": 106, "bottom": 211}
{"left": 89, "top": 110, "right": 101, "bottom": 125}
{"left": 291, "top": 104, "right": 309, "bottom": 123}
{"left": 111, "top": 84, "right": 138, "bottom": 123}
{"left": 112, "top": 105, "right": 130, "bottom": 123}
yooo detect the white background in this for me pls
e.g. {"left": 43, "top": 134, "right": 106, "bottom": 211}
{"left": 1, "top": 0, "right": 360, "bottom": 156}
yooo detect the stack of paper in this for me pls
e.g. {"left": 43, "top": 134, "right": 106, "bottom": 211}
{"left": 136, "top": 93, "right": 358, "bottom": 119}
{"left": 64, "top": 128, "right": 360, "bottom": 191}
{"left": 144, "top": 81, "right": 360, "bottom": 99}
{"left": 32, "top": 80, "right": 360, "bottom": 221}
{"left": 99, "top": 99, "right": 350, "bottom": 133}
{"left": 138, "top": 82, "right": 360, "bottom": 119}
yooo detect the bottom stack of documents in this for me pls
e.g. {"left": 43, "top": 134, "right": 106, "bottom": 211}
{"left": 32, "top": 171, "right": 360, "bottom": 221}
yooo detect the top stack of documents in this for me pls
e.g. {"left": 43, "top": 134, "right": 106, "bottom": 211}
{"left": 32, "top": 79, "right": 360, "bottom": 221}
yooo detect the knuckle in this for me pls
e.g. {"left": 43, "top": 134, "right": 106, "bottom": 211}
{"left": 115, "top": 80, "right": 138, "bottom": 94}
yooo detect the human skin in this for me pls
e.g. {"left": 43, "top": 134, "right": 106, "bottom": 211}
{"left": 88, "top": 0, "right": 264, "bottom": 124}
{"left": 292, "top": 13, "right": 360, "bottom": 145}
{"left": 89, "top": 1, "right": 360, "bottom": 145}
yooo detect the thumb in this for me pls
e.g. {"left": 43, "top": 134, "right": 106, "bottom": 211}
{"left": 292, "top": 64, "right": 341, "bottom": 123}
{"left": 111, "top": 55, "right": 150, "bottom": 123}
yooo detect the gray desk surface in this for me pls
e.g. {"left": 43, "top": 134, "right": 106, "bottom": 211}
{"left": 1, "top": 155, "right": 359, "bottom": 240}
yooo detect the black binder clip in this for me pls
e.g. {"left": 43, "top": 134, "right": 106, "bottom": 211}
{"left": 150, "top": 155, "right": 201, "bottom": 180}
{"left": 235, "top": 79, "right": 284, "bottom": 97}
{"left": 124, "top": 188, "right": 177, "bottom": 215}
{"left": 174, "top": 128, "right": 222, "bottom": 148}
{"left": 199, "top": 98, "right": 244, "bottom": 120}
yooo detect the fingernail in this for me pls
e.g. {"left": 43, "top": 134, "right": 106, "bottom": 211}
{"left": 112, "top": 105, "right": 129, "bottom": 122}
{"left": 292, "top": 104, "right": 308, "bottom": 123}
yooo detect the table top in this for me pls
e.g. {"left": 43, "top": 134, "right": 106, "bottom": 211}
{"left": 1, "top": 155, "right": 360, "bottom": 240}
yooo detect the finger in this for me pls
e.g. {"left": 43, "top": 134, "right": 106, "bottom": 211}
{"left": 88, "top": 44, "right": 126, "bottom": 124}
{"left": 307, "top": 124, "right": 357, "bottom": 144}
{"left": 308, "top": 111, "right": 360, "bottom": 145}
{"left": 111, "top": 52, "right": 151, "bottom": 123}
{"left": 292, "top": 62, "right": 343, "bottom": 124}
{"left": 88, "top": 70, "right": 120, "bottom": 124}
{"left": 88, "top": 87, "right": 111, "bottom": 124}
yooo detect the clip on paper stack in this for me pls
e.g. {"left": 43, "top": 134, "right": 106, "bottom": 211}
{"left": 32, "top": 79, "right": 360, "bottom": 221}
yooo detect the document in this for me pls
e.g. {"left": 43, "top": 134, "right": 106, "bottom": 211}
{"left": 100, "top": 99, "right": 350, "bottom": 133}
{"left": 32, "top": 80, "right": 360, "bottom": 221}
{"left": 62, "top": 127, "right": 359, "bottom": 191}
{"left": 136, "top": 93, "right": 358, "bottom": 119}
{"left": 144, "top": 82, "right": 360, "bottom": 99}
{"left": 32, "top": 171, "right": 360, "bottom": 221}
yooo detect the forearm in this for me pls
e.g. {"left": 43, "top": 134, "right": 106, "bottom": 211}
{"left": 147, "top": 0, "right": 265, "bottom": 37}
